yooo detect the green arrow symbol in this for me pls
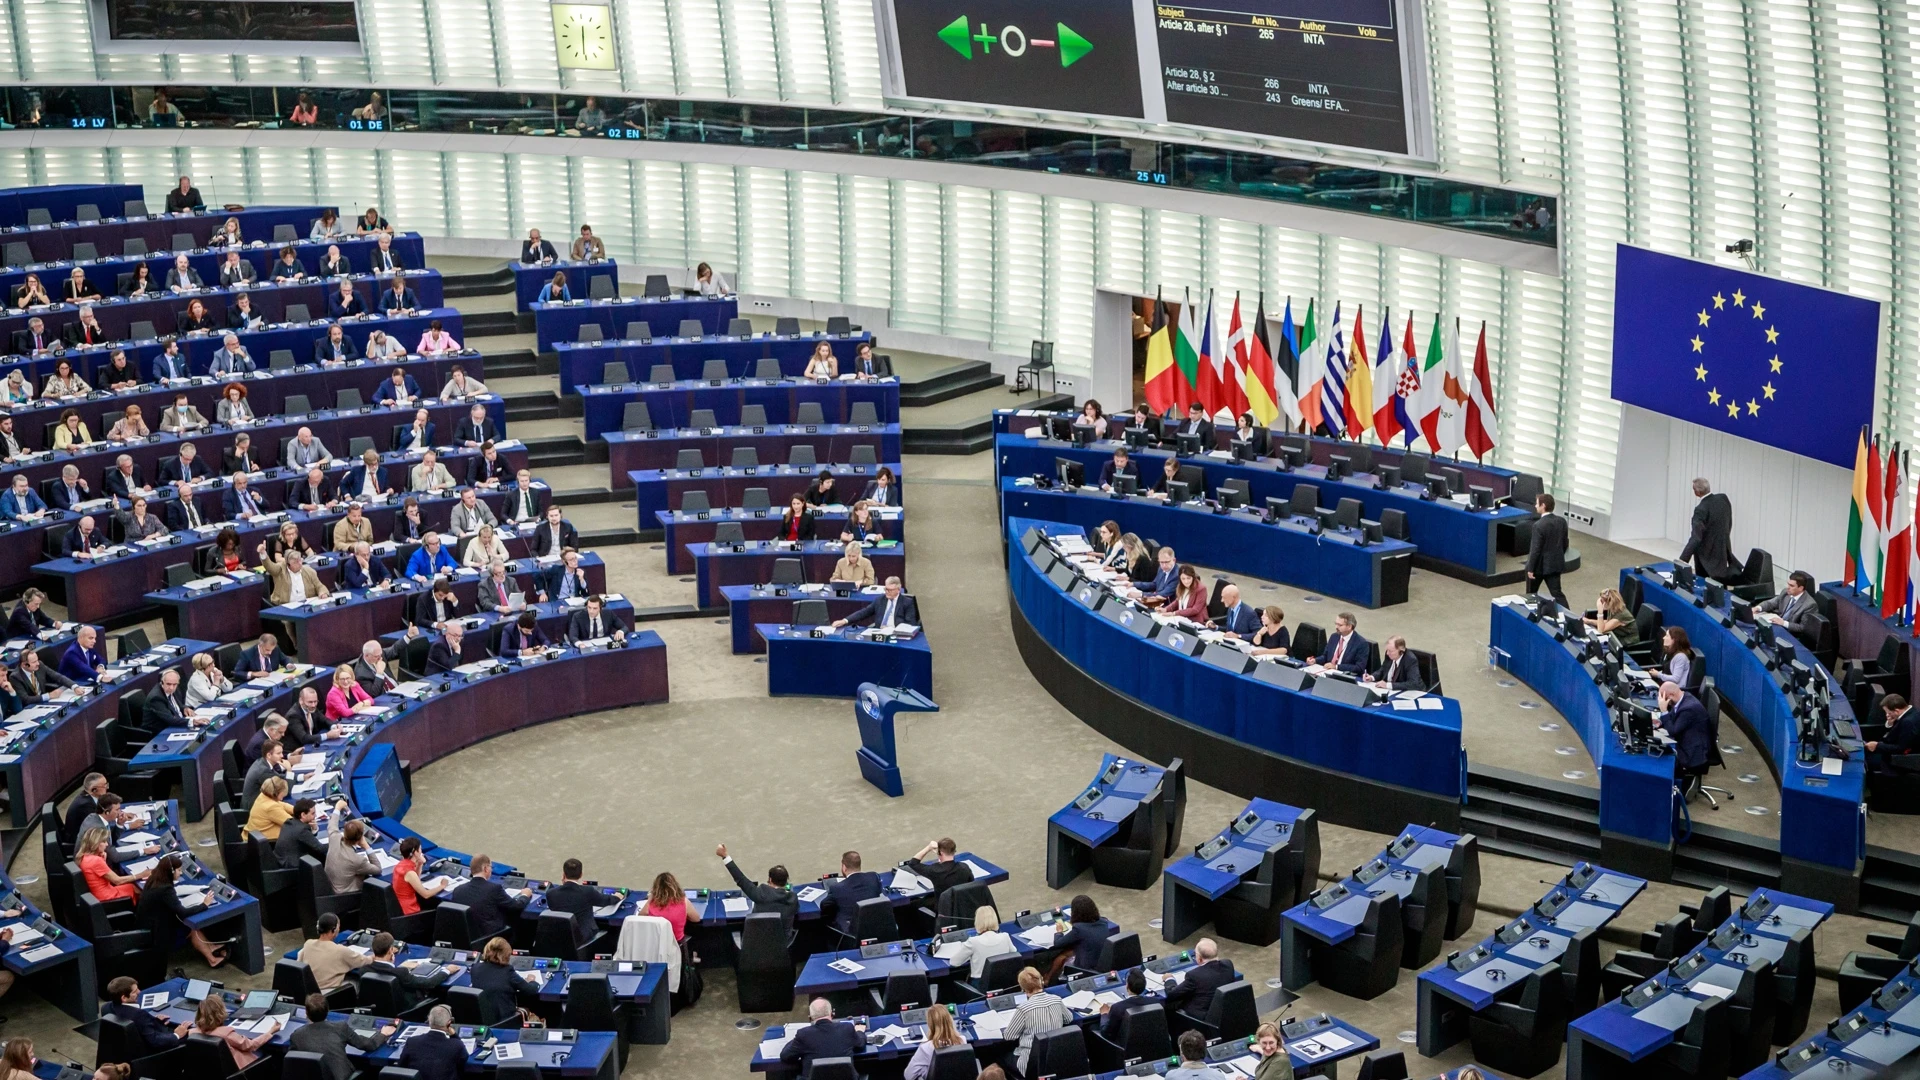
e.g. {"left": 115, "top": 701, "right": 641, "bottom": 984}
{"left": 938, "top": 15, "right": 972, "bottom": 59}
{"left": 1058, "top": 22, "right": 1092, "bottom": 66}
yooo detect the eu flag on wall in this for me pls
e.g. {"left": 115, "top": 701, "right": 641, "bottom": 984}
{"left": 1610, "top": 244, "right": 1882, "bottom": 469}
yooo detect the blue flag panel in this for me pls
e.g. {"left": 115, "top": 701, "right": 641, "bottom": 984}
{"left": 1610, "top": 244, "right": 1880, "bottom": 468}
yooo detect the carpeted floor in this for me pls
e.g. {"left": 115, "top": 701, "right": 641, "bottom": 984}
{"left": 0, "top": 451, "right": 1896, "bottom": 1079}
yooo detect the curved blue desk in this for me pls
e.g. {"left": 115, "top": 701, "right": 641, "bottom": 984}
{"left": 1488, "top": 600, "right": 1676, "bottom": 869}
{"left": 1628, "top": 567, "right": 1865, "bottom": 904}
{"left": 1001, "top": 477, "right": 1412, "bottom": 607}
{"left": 1011, "top": 517, "right": 1466, "bottom": 836}
{"left": 580, "top": 376, "right": 899, "bottom": 434}
{"left": 532, "top": 295, "right": 735, "bottom": 353}
{"left": 511, "top": 258, "right": 618, "bottom": 311}
{"left": 555, "top": 328, "right": 863, "bottom": 389}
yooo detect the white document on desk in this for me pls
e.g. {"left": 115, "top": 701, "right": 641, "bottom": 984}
{"left": 796, "top": 886, "right": 826, "bottom": 904}
{"left": 890, "top": 870, "right": 932, "bottom": 893}
{"left": 968, "top": 1010, "right": 1012, "bottom": 1039}
{"left": 18, "top": 944, "right": 61, "bottom": 964}
{"left": 932, "top": 941, "right": 968, "bottom": 961}
{"left": 1018, "top": 926, "right": 1057, "bottom": 949}
{"left": 758, "top": 1033, "right": 795, "bottom": 1059}
{"left": 1060, "top": 990, "right": 1098, "bottom": 1011}
{"left": 827, "top": 958, "right": 864, "bottom": 974}
{"left": 721, "top": 897, "right": 751, "bottom": 916}
{"left": 962, "top": 860, "right": 991, "bottom": 882}
{"left": 493, "top": 1042, "right": 523, "bottom": 1061}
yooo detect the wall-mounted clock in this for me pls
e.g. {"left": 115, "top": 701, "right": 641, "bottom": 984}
{"left": 552, "top": 3, "right": 616, "bottom": 71}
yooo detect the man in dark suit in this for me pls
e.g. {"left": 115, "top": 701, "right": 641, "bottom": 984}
{"left": 411, "top": 579, "right": 461, "bottom": 631}
{"left": 1657, "top": 683, "right": 1712, "bottom": 774}
{"left": 715, "top": 844, "right": 798, "bottom": 929}
{"left": 221, "top": 434, "right": 260, "bottom": 477}
{"left": 61, "top": 772, "right": 107, "bottom": 850}
{"left": 1098, "top": 447, "right": 1138, "bottom": 490}
{"left": 313, "top": 326, "right": 354, "bottom": 365}
{"left": 165, "top": 481, "right": 208, "bottom": 532}
{"left": 285, "top": 685, "right": 329, "bottom": 747}
{"left": 231, "top": 633, "right": 289, "bottom": 679}
{"left": 243, "top": 714, "right": 296, "bottom": 765}
{"left": 1178, "top": 402, "right": 1214, "bottom": 448}
{"left": 520, "top": 230, "right": 558, "bottom": 264}
{"left": 289, "top": 990, "right": 394, "bottom": 1080}
{"left": 902, "top": 837, "right": 973, "bottom": 904}
{"left": 1365, "top": 636, "right": 1427, "bottom": 692}
{"left": 222, "top": 474, "right": 265, "bottom": 520}
{"left": 13, "top": 650, "right": 74, "bottom": 708}
{"left": 426, "top": 625, "right": 465, "bottom": 675}
{"left": 156, "top": 443, "right": 212, "bottom": 486}
{"left": 58, "top": 624, "right": 105, "bottom": 682}
{"left": 531, "top": 505, "right": 578, "bottom": 557}
{"left": 274, "top": 797, "right": 331, "bottom": 868}
{"left": 1314, "top": 613, "right": 1370, "bottom": 676}
{"left": 363, "top": 934, "right": 458, "bottom": 1019}
{"left": 821, "top": 851, "right": 883, "bottom": 936}
{"left": 1756, "top": 571, "right": 1819, "bottom": 639}
{"left": 11, "top": 317, "right": 52, "bottom": 355}
{"left": 833, "top": 577, "right": 919, "bottom": 630}
{"left": 565, "top": 595, "right": 624, "bottom": 645}
{"left": 1212, "top": 583, "right": 1260, "bottom": 636}
{"left": 378, "top": 277, "right": 418, "bottom": 314}
{"left": 7, "top": 589, "right": 55, "bottom": 640}
{"left": 1679, "top": 477, "right": 1740, "bottom": 581}
{"left": 139, "top": 668, "right": 191, "bottom": 736}
{"left": 1867, "top": 694, "right": 1920, "bottom": 775}
{"left": 354, "top": 638, "right": 407, "bottom": 699}
{"left": 1525, "top": 492, "right": 1570, "bottom": 606}
{"left": 543, "top": 858, "right": 609, "bottom": 950}
{"left": 446, "top": 854, "right": 532, "bottom": 940}
{"left": 454, "top": 403, "right": 496, "bottom": 448}
{"left": 104, "top": 976, "right": 186, "bottom": 1054}
{"left": 778, "top": 999, "right": 864, "bottom": 1074}
{"left": 286, "top": 466, "right": 336, "bottom": 513}
{"left": 504, "top": 471, "right": 542, "bottom": 523}
{"left": 1142, "top": 545, "right": 1179, "bottom": 606}
{"left": 1098, "top": 968, "right": 1162, "bottom": 1039}
{"left": 49, "top": 468, "right": 90, "bottom": 512}
{"left": 341, "top": 543, "right": 391, "bottom": 590}
{"left": 467, "top": 443, "right": 510, "bottom": 487}
{"left": 541, "top": 550, "right": 591, "bottom": 605}
{"left": 1163, "top": 938, "right": 1238, "bottom": 1025}
{"left": 104, "top": 456, "right": 146, "bottom": 501}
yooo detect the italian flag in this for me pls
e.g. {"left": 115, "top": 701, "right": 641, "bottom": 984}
{"left": 1414, "top": 313, "right": 1449, "bottom": 452}
{"left": 1296, "top": 299, "right": 1325, "bottom": 432}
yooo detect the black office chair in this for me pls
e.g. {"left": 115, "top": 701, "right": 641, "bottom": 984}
{"left": 73, "top": 241, "right": 98, "bottom": 262}
{"left": 1730, "top": 548, "right": 1776, "bottom": 600}
{"left": 1066, "top": 931, "right": 1142, "bottom": 979}
{"left": 563, "top": 972, "right": 630, "bottom": 1071}
{"left": 792, "top": 599, "right": 830, "bottom": 626}
{"left": 24, "top": 208, "right": 49, "bottom": 226}
{"left": 775, "top": 317, "right": 803, "bottom": 335}
{"left": 361, "top": 878, "right": 434, "bottom": 941}
{"left": 755, "top": 358, "right": 783, "bottom": 380}
{"left": 649, "top": 363, "right": 675, "bottom": 383}
{"left": 1467, "top": 960, "right": 1566, "bottom": 1077}
{"left": 1212, "top": 812, "right": 1317, "bottom": 948}
{"left": 679, "top": 490, "right": 711, "bottom": 514}
{"left": 675, "top": 448, "right": 705, "bottom": 470}
{"left": 269, "top": 349, "right": 296, "bottom": 370}
{"left": 275, "top": 955, "right": 357, "bottom": 1010}
{"left": 1090, "top": 800, "right": 1162, "bottom": 889}
{"left": 842, "top": 895, "right": 897, "bottom": 947}
{"left": 802, "top": 1058, "right": 858, "bottom": 1080}
{"left": 378, "top": 1067, "right": 424, "bottom": 1080}
{"left": 96, "top": 1012, "right": 187, "bottom": 1076}
{"left": 1840, "top": 912, "right": 1920, "bottom": 1010}
{"left": 924, "top": 878, "right": 994, "bottom": 933}
{"left": 1018, "top": 339, "right": 1056, "bottom": 396}
{"left": 1160, "top": 756, "right": 1189, "bottom": 857}
{"left": 622, "top": 403, "right": 652, "bottom": 432}
{"left": 532, "top": 909, "right": 587, "bottom": 961}
{"left": 848, "top": 445, "right": 878, "bottom": 467}
{"left": 1396, "top": 865, "right": 1449, "bottom": 969}
{"left": 771, "top": 558, "right": 806, "bottom": 586}
{"left": 588, "top": 275, "right": 616, "bottom": 300}
{"left": 446, "top": 984, "right": 492, "bottom": 1026}
{"left": 577, "top": 323, "right": 604, "bottom": 344}
{"left": 1176, "top": 979, "right": 1259, "bottom": 1041}
{"left": 743, "top": 487, "right": 771, "bottom": 510}
{"left": 712, "top": 521, "right": 746, "bottom": 546}
{"left": 702, "top": 359, "right": 730, "bottom": 382}
{"left": 297, "top": 854, "right": 360, "bottom": 936}
{"left": 1624, "top": 605, "right": 1665, "bottom": 665}
{"left": 644, "top": 274, "right": 671, "bottom": 298}
{"left": 825, "top": 316, "right": 854, "bottom": 335}
{"left": 286, "top": 303, "right": 311, "bottom": 323}
{"left": 735, "top": 912, "right": 796, "bottom": 1012}
{"left": 284, "top": 394, "right": 313, "bottom": 415}
{"left": 728, "top": 317, "right": 754, "bottom": 337}
{"left": 1314, "top": 892, "right": 1403, "bottom": 999}
{"left": 281, "top": 1051, "right": 331, "bottom": 1080}
{"left": 792, "top": 401, "right": 824, "bottom": 426}
{"left": 1088, "top": 1002, "right": 1171, "bottom": 1073}
{"left": 1357, "top": 1049, "right": 1410, "bottom": 1080}
{"left": 869, "top": 969, "right": 932, "bottom": 1013}
{"left": 1029, "top": 1027, "right": 1090, "bottom": 1077}
{"left": 353, "top": 969, "right": 436, "bottom": 1022}
{"left": 433, "top": 901, "right": 491, "bottom": 950}
{"left": 186, "top": 1031, "right": 275, "bottom": 1077}
{"left": 1293, "top": 622, "right": 1328, "bottom": 663}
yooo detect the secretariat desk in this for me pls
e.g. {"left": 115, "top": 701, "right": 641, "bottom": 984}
{"left": 533, "top": 295, "right": 735, "bottom": 353}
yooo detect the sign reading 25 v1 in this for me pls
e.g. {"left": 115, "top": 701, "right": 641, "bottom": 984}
{"left": 878, "top": 0, "right": 1149, "bottom": 119}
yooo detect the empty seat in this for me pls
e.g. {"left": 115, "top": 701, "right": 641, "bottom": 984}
{"left": 712, "top": 522, "right": 746, "bottom": 545}
{"left": 848, "top": 445, "right": 878, "bottom": 467}
{"left": 347, "top": 436, "right": 376, "bottom": 458}
{"left": 826, "top": 315, "right": 853, "bottom": 335}
{"left": 336, "top": 388, "right": 364, "bottom": 410}
{"left": 601, "top": 362, "right": 630, "bottom": 385}
{"left": 25, "top": 208, "right": 50, "bottom": 226}
{"left": 795, "top": 402, "right": 825, "bottom": 426}
{"left": 775, "top": 317, "right": 802, "bottom": 335}
{"left": 588, "top": 275, "right": 615, "bottom": 300}
{"left": 128, "top": 320, "right": 156, "bottom": 341}
{"left": 285, "top": 303, "right": 311, "bottom": 323}
{"left": 269, "top": 349, "right": 296, "bottom": 370}
{"left": 688, "top": 409, "right": 718, "bottom": 429}
{"left": 727, "top": 317, "right": 754, "bottom": 337}
{"left": 676, "top": 449, "right": 705, "bottom": 470}
{"left": 740, "top": 405, "right": 768, "bottom": 427}
{"left": 284, "top": 394, "right": 313, "bottom": 415}
{"left": 731, "top": 448, "right": 759, "bottom": 469}
{"left": 3, "top": 242, "right": 30, "bottom": 266}
{"left": 76, "top": 203, "right": 102, "bottom": 222}
{"left": 577, "top": 323, "right": 604, "bottom": 344}
{"left": 171, "top": 233, "right": 195, "bottom": 251}
{"left": 754, "top": 358, "right": 783, "bottom": 380}
{"left": 771, "top": 558, "right": 805, "bottom": 585}
{"left": 621, "top": 403, "right": 653, "bottom": 432}
{"left": 124, "top": 199, "right": 149, "bottom": 217}
{"left": 678, "top": 319, "right": 706, "bottom": 338}
{"left": 793, "top": 599, "right": 829, "bottom": 625}
{"left": 679, "top": 491, "right": 710, "bottom": 514}
{"left": 787, "top": 445, "right": 817, "bottom": 467}
{"left": 648, "top": 364, "right": 675, "bottom": 384}
{"left": 701, "top": 359, "right": 729, "bottom": 382}
{"left": 643, "top": 274, "right": 670, "bottom": 298}
{"left": 849, "top": 402, "right": 879, "bottom": 426}
{"left": 273, "top": 224, "right": 298, "bottom": 243}
{"left": 72, "top": 242, "right": 97, "bottom": 263}
{"left": 624, "top": 323, "right": 653, "bottom": 342}
{"left": 742, "top": 487, "right": 771, "bottom": 509}
{"left": 122, "top": 237, "right": 148, "bottom": 257}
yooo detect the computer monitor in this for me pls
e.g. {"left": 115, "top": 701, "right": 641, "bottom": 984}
{"left": 1326, "top": 454, "right": 1350, "bottom": 480}
{"left": 1047, "top": 416, "right": 1074, "bottom": 442}
{"left": 1426, "top": 476, "right": 1452, "bottom": 499}
{"left": 1361, "top": 521, "right": 1384, "bottom": 544}
{"left": 1623, "top": 702, "right": 1654, "bottom": 743}
{"left": 1672, "top": 564, "right": 1696, "bottom": 591}
{"left": 1281, "top": 447, "right": 1309, "bottom": 469}
{"left": 1071, "top": 423, "right": 1096, "bottom": 447}
{"left": 1167, "top": 479, "right": 1191, "bottom": 503}
{"left": 1703, "top": 582, "right": 1727, "bottom": 609}
{"left": 1469, "top": 484, "right": 1495, "bottom": 509}
{"left": 1124, "top": 426, "right": 1150, "bottom": 448}
{"left": 1731, "top": 601, "right": 1754, "bottom": 624}
{"left": 1264, "top": 496, "right": 1289, "bottom": 521}
{"left": 1054, "top": 457, "right": 1084, "bottom": 488}
{"left": 1217, "top": 487, "right": 1246, "bottom": 510}
{"left": 1232, "top": 438, "right": 1258, "bottom": 462}
{"left": 1176, "top": 433, "right": 1202, "bottom": 456}
{"left": 1377, "top": 465, "right": 1402, "bottom": 490}
{"left": 1112, "top": 473, "right": 1139, "bottom": 495}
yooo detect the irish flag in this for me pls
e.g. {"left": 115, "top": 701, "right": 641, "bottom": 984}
{"left": 1296, "top": 299, "right": 1326, "bottom": 433}
{"left": 1414, "top": 313, "right": 1450, "bottom": 452}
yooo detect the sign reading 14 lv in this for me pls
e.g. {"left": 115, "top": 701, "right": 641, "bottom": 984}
{"left": 936, "top": 16, "right": 1096, "bottom": 67}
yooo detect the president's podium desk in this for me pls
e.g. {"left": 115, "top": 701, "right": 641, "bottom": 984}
{"left": 996, "top": 431, "right": 1530, "bottom": 582}
{"left": 1002, "top": 477, "right": 1413, "bottom": 608}
{"left": 1487, "top": 598, "right": 1678, "bottom": 855}
{"left": 1161, "top": 798, "right": 1317, "bottom": 944}
{"left": 1628, "top": 566, "right": 1864, "bottom": 882}
{"left": 1415, "top": 861, "right": 1647, "bottom": 1056}
{"left": 1013, "top": 519, "right": 1468, "bottom": 830}
{"left": 760, "top": 623, "right": 931, "bottom": 699}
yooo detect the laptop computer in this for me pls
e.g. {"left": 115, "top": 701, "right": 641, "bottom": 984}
{"left": 232, "top": 988, "right": 280, "bottom": 1021}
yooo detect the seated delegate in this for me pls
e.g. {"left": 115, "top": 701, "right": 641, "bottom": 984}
{"left": 1309, "top": 612, "right": 1371, "bottom": 677}
{"left": 1364, "top": 635, "right": 1426, "bottom": 692}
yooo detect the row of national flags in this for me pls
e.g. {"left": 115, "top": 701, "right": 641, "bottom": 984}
{"left": 1141, "top": 289, "right": 1499, "bottom": 460}
{"left": 1846, "top": 427, "right": 1917, "bottom": 621}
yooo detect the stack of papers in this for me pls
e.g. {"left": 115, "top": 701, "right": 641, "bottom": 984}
{"left": 1293, "top": 1030, "right": 1355, "bottom": 1058}
{"left": 932, "top": 940, "right": 969, "bottom": 961}
{"left": 17, "top": 943, "right": 61, "bottom": 964}
{"left": 757, "top": 1033, "right": 795, "bottom": 1059}
{"left": 968, "top": 1010, "right": 1013, "bottom": 1039}
{"left": 721, "top": 897, "right": 751, "bottom": 916}
{"left": 827, "top": 958, "right": 864, "bottom": 974}
{"left": 1017, "top": 925, "right": 1058, "bottom": 949}
{"left": 796, "top": 886, "right": 826, "bottom": 904}
{"left": 493, "top": 1043, "right": 524, "bottom": 1061}
{"left": 1060, "top": 989, "right": 1099, "bottom": 1011}
{"left": 889, "top": 870, "right": 932, "bottom": 893}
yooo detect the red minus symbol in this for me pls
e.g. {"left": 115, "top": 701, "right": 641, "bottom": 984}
{"left": 1031, "top": 39, "right": 1056, "bottom": 47}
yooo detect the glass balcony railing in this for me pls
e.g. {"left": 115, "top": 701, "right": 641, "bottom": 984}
{"left": 0, "top": 84, "right": 1559, "bottom": 249}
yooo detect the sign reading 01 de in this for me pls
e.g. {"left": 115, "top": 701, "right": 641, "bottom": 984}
{"left": 552, "top": 2, "right": 617, "bottom": 71}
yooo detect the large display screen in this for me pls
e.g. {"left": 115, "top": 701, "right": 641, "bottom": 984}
{"left": 99, "top": 1, "right": 361, "bottom": 47}
{"left": 874, "top": 0, "right": 1431, "bottom": 157}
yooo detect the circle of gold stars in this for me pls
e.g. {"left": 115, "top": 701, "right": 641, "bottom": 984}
{"left": 1690, "top": 287, "right": 1778, "bottom": 421}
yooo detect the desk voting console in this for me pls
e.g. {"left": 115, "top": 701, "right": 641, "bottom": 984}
{"left": 1629, "top": 566, "right": 1864, "bottom": 898}
{"left": 995, "top": 426, "right": 1532, "bottom": 583}
{"left": 1759, "top": 952, "right": 1920, "bottom": 1078}
{"left": 1047, "top": 754, "right": 1184, "bottom": 890}
{"left": 533, "top": 295, "right": 735, "bottom": 353}
{"left": 580, "top": 376, "right": 899, "bottom": 438}
{"left": 761, "top": 623, "right": 932, "bottom": 699}
{"left": 1161, "top": 798, "right": 1319, "bottom": 946}
{"left": 1014, "top": 519, "right": 1467, "bottom": 834}
{"left": 1280, "top": 827, "right": 1480, "bottom": 1000}
{"left": 1417, "top": 862, "right": 1647, "bottom": 1057}
{"left": 1568, "top": 889, "right": 1830, "bottom": 1080}
{"left": 136, "top": 975, "right": 620, "bottom": 1079}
